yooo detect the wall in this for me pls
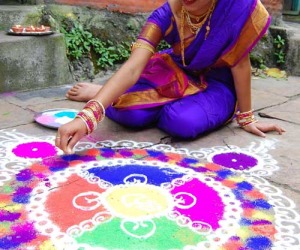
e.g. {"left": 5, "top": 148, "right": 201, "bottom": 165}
{"left": 51, "top": 0, "right": 283, "bottom": 16}
{"left": 52, "top": 0, "right": 166, "bottom": 13}
{"left": 0, "top": 0, "right": 283, "bottom": 16}
{"left": 262, "top": 0, "right": 283, "bottom": 23}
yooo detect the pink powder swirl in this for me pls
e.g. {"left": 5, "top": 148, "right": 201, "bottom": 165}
{"left": 12, "top": 142, "right": 57, "bottom": 159}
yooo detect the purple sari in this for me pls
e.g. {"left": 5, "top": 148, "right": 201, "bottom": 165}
{"left": 106, "top": 0, "right": 270, "bottom": 139}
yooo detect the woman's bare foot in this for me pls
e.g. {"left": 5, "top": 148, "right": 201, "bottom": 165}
{"left": 66, "top": 82, "right": 102, "bottom": 102}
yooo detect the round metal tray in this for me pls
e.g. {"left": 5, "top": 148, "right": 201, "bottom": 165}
{"left": 34, "top": 108, "right": 79, "bottom": 129}
{"left": 7, "top": 29, "right": 54, "bottom": 36}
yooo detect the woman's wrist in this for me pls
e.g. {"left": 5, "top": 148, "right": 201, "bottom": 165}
{"left": 236, "top": 109, "right": 258, "bottom": 128}
{"left": 76, "top": 99, "right": 106, "bottom": 134}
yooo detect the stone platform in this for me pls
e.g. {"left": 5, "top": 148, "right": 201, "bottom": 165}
{"left": 0, "top": 31, "right": 72, "bottom": 92}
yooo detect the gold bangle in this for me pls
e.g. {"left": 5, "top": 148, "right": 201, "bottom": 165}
{"left": 131, "top": 42, "right": 155, "bottom": 55}
{"left": 82, "top": 109, "right": 97, "bottom": 127}
{"left": 87, "top": 99, "right": 106, "bottom": 122}
{"left": 240, "top": 119, "right": 258, "bottom": 128}
{"left": 236, "top": 110, "right": 254, "bottom": 117}
{"left": 84, "top": 99, "right": 106, "bottom": 123}
{"left": 236, "top": 109, "right": 257, "bottom": 128}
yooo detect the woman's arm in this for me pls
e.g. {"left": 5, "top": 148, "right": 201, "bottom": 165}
{"left": 231, "top": 54, "right": 285, "bottom": 137}
{"left": 89, "top": 41, "right": 154, "bottom": 108}
{"left": 231, "top": 54, "right": 252, "bottom": 113}
{"left": 56, "top": 40, "right": 154, "bottom": 154}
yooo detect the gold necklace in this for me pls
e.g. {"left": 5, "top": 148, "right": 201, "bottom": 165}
{"left": 180, "top": 7, "right": 187, "bottom": 67}
{"left": 185, "top": 10, "right": 207, "bottom": 22}
{"left": 184, "top": 10, "right": 208, "bottom": 34}
{"left": 180, "top": 0, "right": 217, "bottom": 66}
{"left": 183, "top": 0, "right": 216, "bottom": 35}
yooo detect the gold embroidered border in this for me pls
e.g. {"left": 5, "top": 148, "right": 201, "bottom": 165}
{"left": 172, "top": 35, "right": 195, "bottom": 55}
{"left": 112, "top": 81, "right": 205, "bottom": 109}
{"left": 112, "top": 54, "right": 207, "bottom": 109}
{"left": 165, "top": 17, "right": 175, "bottom": 37}
{"left": 214, "top": 1, "right": 270, "bottom": 67}
{"left": 138, "top": 22, "right": 163, "bottom": 48}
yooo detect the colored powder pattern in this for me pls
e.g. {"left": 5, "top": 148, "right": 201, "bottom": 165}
{"left": 245, "top": 236, "right": 273, "bottom": 250}
{"left": 42, "top": 157, "right": 70, "bottom": 172}
{"left": 170, "top": 178, "right": 224, "bottom": 230}
{"left": 0, "top": 211, "right": 21, "bottom": 222}
{"left": 0, "top": 222, "right": 36, "bottom": 249}
{"left": 12, "top": 142, "right": 57, "bottom": 159}
{"left": 42, "top": 149, "right": 275, "bottom": 249}
{"left": 12, "top": 187, "right": 32, "bottom": 204}
{"left": 88, "top": 164, "right": 184, "bottom": 186}
{"left": 212, "top": 152, "right": 258, "bottom": 170}
{"left": 16, "top": 169, "right": 33, "bottom": 182}
{"left": 76, "top": 217, "right": 206, "bottom": 249}
{"left": 0, "top": 142, "right": 297, "bottom": 249}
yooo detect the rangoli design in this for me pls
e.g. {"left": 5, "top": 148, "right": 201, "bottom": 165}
{"left": 0, "top": 131, "right": 299, "bottom": 249}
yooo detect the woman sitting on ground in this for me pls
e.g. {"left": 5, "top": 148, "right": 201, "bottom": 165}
{"left": 56, "top": 0, "right": 285, "bottom": 154}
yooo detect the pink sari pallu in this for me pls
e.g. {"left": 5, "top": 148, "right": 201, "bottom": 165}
{"left": 112, "top": 53, "right": 208, "bottom": 109}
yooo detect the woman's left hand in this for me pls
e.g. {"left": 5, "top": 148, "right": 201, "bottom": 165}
{"left": 241, "top": 121, "right": 286, "bottom": 137}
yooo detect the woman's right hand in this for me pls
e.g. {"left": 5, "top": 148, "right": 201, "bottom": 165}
{"left": 55, "top": 118, "right": 88, "bottom": 154}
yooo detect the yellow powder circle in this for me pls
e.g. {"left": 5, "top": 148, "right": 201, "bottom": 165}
{"left": 103, "top": 184, "right": 173, "bottom": 220}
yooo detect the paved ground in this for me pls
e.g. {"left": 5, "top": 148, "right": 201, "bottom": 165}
{"left": 0, "top": 74, "right": 300, "bottom": 248}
